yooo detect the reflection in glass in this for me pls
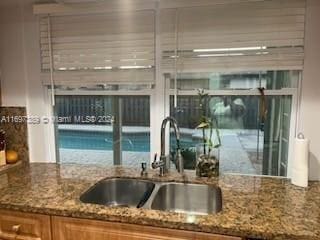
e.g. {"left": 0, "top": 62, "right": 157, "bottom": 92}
{"left": 170, "top": 70, "right": 299, "bottom": 90}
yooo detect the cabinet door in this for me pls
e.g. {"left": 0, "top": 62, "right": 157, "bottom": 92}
{"left": 0, "top": 210, "right": 51, "bottom": 240}
{"left": 52, "top": 216, "right": 242, "bottom": 240}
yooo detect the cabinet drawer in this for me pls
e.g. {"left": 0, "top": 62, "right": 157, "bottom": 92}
{"left": 0, "top": 210, "right": 51, "bottom": 240}
{"left": 52, "top": 216, "right": 242, "bottom": 240}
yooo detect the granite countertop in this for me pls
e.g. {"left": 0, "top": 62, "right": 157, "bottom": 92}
{"left": 0, "top": 163, "right": 319, "bottom": 240}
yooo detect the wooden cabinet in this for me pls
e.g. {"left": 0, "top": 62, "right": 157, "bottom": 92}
{"left": 0, "top": 210, "right": 51, "bottom": 240}
{"left": 0, "top": 210, "right": 243, "bottom": 240}
{"left": 52, "top": 216, "right": 242, "bottom": 240}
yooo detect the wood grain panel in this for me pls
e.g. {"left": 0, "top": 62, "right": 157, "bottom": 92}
{"left": 0, "top": 210, "right": 51, "bottom": 240}
{"left": 52, "top": 216, "right": 242, "bottom": 240}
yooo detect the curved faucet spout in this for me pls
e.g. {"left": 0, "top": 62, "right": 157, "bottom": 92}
{"left": 160, "top": 117, "right": 181, "bottom": 156}
{"left": 151, "top": 116, "right": 184, "bottom": 176}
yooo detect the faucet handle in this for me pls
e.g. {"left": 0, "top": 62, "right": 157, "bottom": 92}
{"left": 152, "top": 153, "right": 165, "bottom": 169}
{"left": 152, "top": 153, "right": 166, "bottom": 176}
{"left": 152, "top": 153, "right": 158, "bottom": 164}
{"left": 151, "top": 153, "right": 158, "bottom": 169}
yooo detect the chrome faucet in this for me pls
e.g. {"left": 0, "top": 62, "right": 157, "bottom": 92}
{"left": 152, "top": 117, "right": 184, "bottom": 176}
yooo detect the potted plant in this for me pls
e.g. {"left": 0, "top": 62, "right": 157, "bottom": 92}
{"left": 195, "top": 89, "right": 221, "bottom": 177}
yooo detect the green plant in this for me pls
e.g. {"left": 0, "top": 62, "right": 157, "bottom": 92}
{"left": 196, "top": 89, "right": 221, "bottom": 155}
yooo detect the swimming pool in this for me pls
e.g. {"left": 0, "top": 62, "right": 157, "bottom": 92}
{"left": 58, "top": 130, "right": 195, "bottom": 152}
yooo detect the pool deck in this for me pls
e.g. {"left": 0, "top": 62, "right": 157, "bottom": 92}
{"left": 58, "top": 124, "right": 262, "bottom": 175}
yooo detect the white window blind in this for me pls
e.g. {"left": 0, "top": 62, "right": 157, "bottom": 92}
{"left": 161, "top": 0, "right": 306, "bottom": 73}
{"left": 40, "top": 10, "right": 155, "bottom": 86}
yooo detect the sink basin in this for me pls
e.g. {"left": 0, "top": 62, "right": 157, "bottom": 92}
{"left": 150, "top": 183, "right": 222, "bottom": 215}
{"left": 80, "top": 178, "right": 155, "bottom": 208}
{"left": 80, "top": 178, "right": 222, "bottom": 215}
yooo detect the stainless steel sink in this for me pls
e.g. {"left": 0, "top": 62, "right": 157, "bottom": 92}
{"left": 80, "top": 178, "right": 222, "bottom": 215}
{"left": 149, "top": 183, "right": 222, "bottom": 215}
{"left": 80, "top": 178, "right": 155, "bottom": 208}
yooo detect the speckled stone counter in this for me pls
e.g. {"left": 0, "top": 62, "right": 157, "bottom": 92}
{"left": 0, "top": 107, "right": 29, "bottom": 162}
{"left": 0, "top": 163, "right": 319, "bottom": 240}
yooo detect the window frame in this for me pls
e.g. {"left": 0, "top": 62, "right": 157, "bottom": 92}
{"left": 46, "top": 71, "right": 300, "bottom": 178}
{"left": 164, "top": 74, "right": 300, "bottom": 177}
{"left": 48, "top": 88, "right": 155, "bottom": 165}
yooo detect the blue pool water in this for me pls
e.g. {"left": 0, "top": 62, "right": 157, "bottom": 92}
{"left": 59, "top": 130, "right": 150, "bottom": 152}
{"left": 59, "top": 130, "right": 195, "bottom": 152}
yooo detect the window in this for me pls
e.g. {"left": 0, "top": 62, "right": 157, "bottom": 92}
{"left": 160, "top": 0, "right": 304, "bottom": 177}
{"left": 167, "top": 71, "right": 298, "bottom": 176}
{"left": 54, "top": 94, "right": 150, "bottom": 167}
{"left": 38, "top": 0, "right": 306, "bottom": 177}
{"left": 40, "top": 9, "right": 155, "bottom": 167}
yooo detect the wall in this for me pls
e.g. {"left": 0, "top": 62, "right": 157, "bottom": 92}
{"left": 0, "top": 0, "right": 54, "bottom": 163}
{"left": 300, "top": 0, "right": 320, "bottom": 180}
{"left": 0, "top": 1, "right": 27, "bottom": 106}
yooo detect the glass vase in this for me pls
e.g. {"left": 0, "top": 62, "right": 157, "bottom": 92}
{"left": 196, "top": 143, "right": 220, "bottom": 177}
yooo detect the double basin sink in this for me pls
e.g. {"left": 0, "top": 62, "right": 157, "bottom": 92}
{"left": 80, "top": 178, "right": 222, "bottom": 215}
